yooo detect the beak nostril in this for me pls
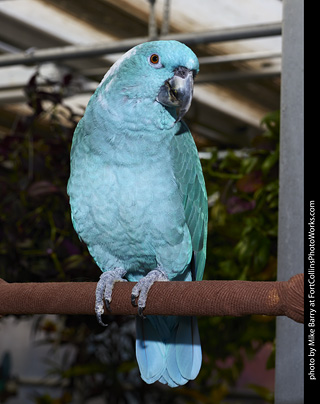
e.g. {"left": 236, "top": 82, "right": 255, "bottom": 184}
{"left": 174, "top": 66, "right": 192, "bottom": 79}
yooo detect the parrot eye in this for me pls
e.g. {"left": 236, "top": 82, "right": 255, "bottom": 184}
{"left": 148, "top": 53, "right": 162, "bottom": 68}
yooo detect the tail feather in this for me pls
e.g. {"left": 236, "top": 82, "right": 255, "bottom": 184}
{"left": 159, "top": 369, "right": 180, "bottom": 388}
{"left": 135, "top": 315, "right": 202, "bottom": 387}
{"left": 167, "top": 338, "right": 189, "bottom": 386}
{"left": 176, "top": 316, "right": 202, "bottom": 380}
{"left": 135, "top": 317, "right": 166, "bottom": 384}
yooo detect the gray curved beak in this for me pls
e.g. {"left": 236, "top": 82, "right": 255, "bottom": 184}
{"left": 157, "top": 66, "right": 195, "bottom": 122}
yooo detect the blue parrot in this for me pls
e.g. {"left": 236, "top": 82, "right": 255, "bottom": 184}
{"left": 67, "top": 40, "right": 208, "bottom": 387}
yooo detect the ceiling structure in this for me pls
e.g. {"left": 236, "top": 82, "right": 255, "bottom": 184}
{"left": 0, "top": 0, "right": 282, "bottom": 148}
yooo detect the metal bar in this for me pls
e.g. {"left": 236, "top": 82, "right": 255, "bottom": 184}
{"left": 0, "top": 39, "right": 21, "bottom": 54}
{"left": 196, "top": 67, "right": 280, "bottom": 83}
{"left": 198, "top": 50, "right": 281, "bottom": 65}
{"left": 177, "top": 22, "right": 281, "bottom": 45}
{"left": 148, "top": 0, "right": 158, "bottom": 40}
{"left": 275, "top": 1, "right": 304, "bottom": 403}
{"left": 161, "top": 0, "right": 171, "bottom": 36}
{"left": 0, "top": 22, "right": 281, "bottom": 67}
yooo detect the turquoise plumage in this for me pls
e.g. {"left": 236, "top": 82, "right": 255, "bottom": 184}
{"left": 67, "top": 40, "right": 208, "bottom": 387}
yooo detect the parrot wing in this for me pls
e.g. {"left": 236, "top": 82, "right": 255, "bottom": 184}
{"left": 136, "top": 122, "right": 207, "bottom": 387}
{"left": 170, "top": 122, "right": 208, "bottom": 281}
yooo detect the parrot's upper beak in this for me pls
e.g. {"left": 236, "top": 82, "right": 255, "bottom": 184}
{"left": 157, "top": 66, "right": 195, "bottom": 122}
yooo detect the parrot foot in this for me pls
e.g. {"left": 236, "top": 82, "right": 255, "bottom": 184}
{"left": 131, "top": 268, "right": 169, "bottom": 316}
{"left": 95, "top": 268, "right": 127, "bottom": 326}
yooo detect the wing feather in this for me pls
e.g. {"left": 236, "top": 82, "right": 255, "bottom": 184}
{"left": 170, "top": 122, "right": 208, "bottom": 280}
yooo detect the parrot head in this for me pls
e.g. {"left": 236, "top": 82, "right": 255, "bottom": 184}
{"left": 98, "top": 40, "right": 199, "bottom": 123}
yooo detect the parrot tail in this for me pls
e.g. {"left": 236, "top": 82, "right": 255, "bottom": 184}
{"left": 135, "top": 315, "right": 202, "bottom": 387}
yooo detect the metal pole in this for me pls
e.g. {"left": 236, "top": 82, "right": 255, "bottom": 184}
{"left": 196, "top": 67, "right": 280, "bottom": 83}
{"left": 148, "top": 0, "right": 158, "bottom": 40}
{"left": 0, "top": 22, "right": 281, "bottom": 67}
{"left": 275, "top": 1, "right": 304, "bottom": 403}
{"left": 65, "top": 51, "right": 281, "bottom": 80}
{"left": 198, "top": 50, "right": 281, "bottom": 65}
{"left": 161, "top": 0, "right": 171, "bottom": 36}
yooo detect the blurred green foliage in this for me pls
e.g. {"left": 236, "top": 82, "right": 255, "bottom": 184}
{"left": 0, "top": 71, "right": 279, "bottom": 403}
{"left": 203, "top": 111, "right": 279, "bottom": 282}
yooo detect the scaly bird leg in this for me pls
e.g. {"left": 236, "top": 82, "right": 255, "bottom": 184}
{"left": 131, "top": 267, "right": 169, "bottom": 316}
{"left": 95, "top": 268, "right": 127, "bottom": 326}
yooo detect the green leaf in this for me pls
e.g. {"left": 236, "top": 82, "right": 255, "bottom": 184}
{"left": 248, "top": 383, "right": 274, "bottom": 403}
{"left": 261, "top": 146, "right": 279, "bottom": 175}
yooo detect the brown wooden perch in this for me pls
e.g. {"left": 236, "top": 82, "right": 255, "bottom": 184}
{"left": 0, "top": 273, "right": 304, "bottom": 323}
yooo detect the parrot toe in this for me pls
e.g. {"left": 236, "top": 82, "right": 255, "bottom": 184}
{"left": 131, "top": 268, "right": 169, "bottom": 315}
{"left": 95, "top": 268, "right": 127, "bottom": 326}
{"left": 131, "top": 294, "right": 138, "bottom": 307}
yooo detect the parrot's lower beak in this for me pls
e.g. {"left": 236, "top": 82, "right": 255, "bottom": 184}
{"left": 157, "top": 66, "right": 195, "bottom": 122}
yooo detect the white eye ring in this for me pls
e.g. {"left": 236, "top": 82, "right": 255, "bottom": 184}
{"left": 148, "top": 53, "right": 162, "bottom": 69}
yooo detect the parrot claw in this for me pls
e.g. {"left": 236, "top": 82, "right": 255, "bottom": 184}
{"left": 131, "top": 267, "right": 169, "bottom": 316}
{"left": 95, "top": 268, "right": 127, "bottom": 326}
{"left": 138, "top": 306, "right": 146, "bottom": 319}
{"left": 132, "top": 296, "right": 146, "bottom": 319}
{"left": 131, "top": 295, "right": 138, "bottom": 307}
{"left": 105, "top": 299, "right": 111, "bottom": 312}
